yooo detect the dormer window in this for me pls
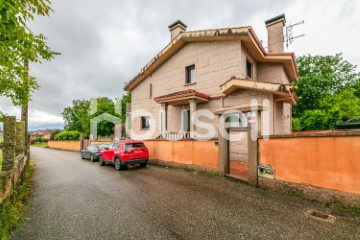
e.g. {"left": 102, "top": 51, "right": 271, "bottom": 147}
{"left": 186, "top": 65, "right": 196, "bottom": 84}
{"left": 246, "top": 60, "right": 253, "bottom": 79}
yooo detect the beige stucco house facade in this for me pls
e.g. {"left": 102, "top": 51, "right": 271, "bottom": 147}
{"left": 125, "top": 14, "right": 298, "bottom": 140}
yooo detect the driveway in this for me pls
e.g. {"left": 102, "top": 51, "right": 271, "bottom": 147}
{"left": 13, "top": 147, "right": 360, "bottom": 240}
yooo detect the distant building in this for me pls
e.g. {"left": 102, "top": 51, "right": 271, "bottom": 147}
{"left": 30, "top": 130, "right": 56, "bottom": 143}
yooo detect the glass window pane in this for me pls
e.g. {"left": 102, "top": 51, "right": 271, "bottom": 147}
{"left": 190, "top": 68, "right": 195, "bottom": 83}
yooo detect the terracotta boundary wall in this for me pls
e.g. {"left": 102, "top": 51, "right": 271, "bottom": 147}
{"left": 48, "top": 141, "right": 81, "bottom": 151}
{"left": 258, "top": 131, "right": 360, "bottom": 207}
{"left": 47, "top": 140, "right": 219, "bottom": 171}
{"left": 143, "top": 140, "right": 219, "bottom": 170}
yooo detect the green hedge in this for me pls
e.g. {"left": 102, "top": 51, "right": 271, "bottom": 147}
{"left": 54, "top": 131, "right": 80, "bottom": 141}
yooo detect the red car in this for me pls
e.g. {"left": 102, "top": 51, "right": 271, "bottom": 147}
{"left": 99, "top": 140, "right": 149, "bottom": 170}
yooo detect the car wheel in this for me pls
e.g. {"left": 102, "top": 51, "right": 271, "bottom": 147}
{"left": 114, "top": 157, "right": 121, "bottom": 171}
{"left": 90, "top": 154, "right": 95, "bottom": 162}
{"left": 99, "top": 155, "right": 105, "bottom": 166}
{"left": 139, "top": 162, "right": 147, "bottom": 168}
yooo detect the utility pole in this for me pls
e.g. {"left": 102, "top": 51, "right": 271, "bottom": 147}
{"left": 21, "top": 59, "right": 29, "bottom": 157}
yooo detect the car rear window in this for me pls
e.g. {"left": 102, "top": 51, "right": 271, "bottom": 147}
{"left": 125, "top": 143, "right": 145, "bottom": 148}
{"left": 112, "top": 143, "right": 120, "bottom": 149}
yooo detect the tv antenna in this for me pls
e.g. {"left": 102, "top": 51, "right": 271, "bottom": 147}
{"left": 285, "top": 20, "right": 305, "bottom": 48}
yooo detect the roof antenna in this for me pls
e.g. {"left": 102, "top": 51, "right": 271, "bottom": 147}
{"left": 285, "top": 20, "right": 305, "bottom": 48}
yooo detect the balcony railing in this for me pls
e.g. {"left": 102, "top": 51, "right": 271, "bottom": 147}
{"left": 156, "top": 131, "right": 191, "bottom": 140}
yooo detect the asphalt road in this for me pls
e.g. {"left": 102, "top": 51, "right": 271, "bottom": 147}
{"left": 13, "top": 147, "right": 360, "bottom": 240}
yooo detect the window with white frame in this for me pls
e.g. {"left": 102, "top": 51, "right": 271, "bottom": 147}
{"left": 141, "top": 116, "right": 150, "bottom": 129}
{"left": 185, "top": 65, "right": 196, "bottom": 84}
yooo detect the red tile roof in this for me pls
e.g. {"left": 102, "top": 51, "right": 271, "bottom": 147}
{"left": 154, "top": 89, "right": 210, "bottom": 103}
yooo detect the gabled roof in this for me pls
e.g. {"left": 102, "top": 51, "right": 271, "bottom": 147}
{"left": 124, "top": 26, "right": 298, "bottom": 92}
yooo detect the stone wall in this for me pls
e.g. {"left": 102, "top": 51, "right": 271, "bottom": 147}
{"left": 0, "top": 116, "right": 27, "bottom": 205}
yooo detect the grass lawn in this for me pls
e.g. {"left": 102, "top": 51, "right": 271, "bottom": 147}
{"left": 31, "top": 143, "right": 48, "bottom": 148}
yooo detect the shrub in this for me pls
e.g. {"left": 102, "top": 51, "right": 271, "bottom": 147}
{"left": 35, "top": 137, "right": 48, "bottom": 143}
{"left": 54, "top": 131, "right": 80, "bottom": 141}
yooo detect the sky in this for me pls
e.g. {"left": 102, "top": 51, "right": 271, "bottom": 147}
{"left": 0, "top": 0, "right": 359, "bottom": 131}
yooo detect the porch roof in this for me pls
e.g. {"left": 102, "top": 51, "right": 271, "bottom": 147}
{"left": 220, "top": 77, "right": 298, "bottom": 105}
{"left": 154, "top": 89, "right": 210, "bottom": 105}
{"left": 213, "top": 104, "right": 268, "bottom": 115}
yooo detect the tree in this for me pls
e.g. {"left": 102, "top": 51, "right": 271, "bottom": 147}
{"left": 61, "top": 95, "right": 131, "bottom": 138}
{"left": 0, "top": 0, "right": 56, "bottom": 105}
{"left": 293, "top": 53, "right": 360, "bottom": 130}
{"left": 120, "top": 92, "right": 131, "bottom": 123}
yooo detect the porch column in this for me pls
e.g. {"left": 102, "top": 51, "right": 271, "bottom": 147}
{"left": 160, "top": 103, "right": 167, "bottom": 135}
{"left": 189, "top": 100, "right": 196, "bottom": 138}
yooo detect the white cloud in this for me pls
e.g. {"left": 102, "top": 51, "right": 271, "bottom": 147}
{"left": 0, "top": 99, "right": 63, "bottom": 130}
{"left": 1, "top": 0, "right": 360, "bottom": 130}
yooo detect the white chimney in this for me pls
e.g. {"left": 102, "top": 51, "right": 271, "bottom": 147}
{"left": 265, "top": 14, "right": 286, "bottom": 53}
{"left": 168, "top": 20, "right": 187, "bottom": 41}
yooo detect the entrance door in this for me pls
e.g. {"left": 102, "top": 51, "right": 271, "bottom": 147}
{"left": 228, "top": 128, "right": 249, "bottom": 182}
{"left": 182, "top": 110, "right": 190, "bottom": 132}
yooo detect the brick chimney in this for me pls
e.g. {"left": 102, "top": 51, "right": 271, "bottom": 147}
{"left": 265, "top": 14, "right": 286, "bottom": 53}
{"left": 168, "top": 19, "right": 187, "bottom": 41}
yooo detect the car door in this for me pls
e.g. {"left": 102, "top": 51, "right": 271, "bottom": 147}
{"left": 87, "top": 146, "right": 94, "bottom": 158}
{"left": 83, "top": 146, "right": 90, "bottom": 158}
{"left": 101, "top": 144, "right": 112, "bottom": 161}
{"left": 102, "top": 143, "right": 118, "bottom": 162}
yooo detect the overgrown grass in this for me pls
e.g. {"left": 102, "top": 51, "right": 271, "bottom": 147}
{"left": 31, "top": 143, "right": 48, "bottom": 148}
{"left": 0, "top": 149, "right": 2, "bottom": 173}
{"left": 0, "top": 161, "right": 34, "bottom": 240}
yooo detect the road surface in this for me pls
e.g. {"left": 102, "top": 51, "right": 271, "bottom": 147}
{"left": 13, "top": 147, "right": 360, "bottom": 239}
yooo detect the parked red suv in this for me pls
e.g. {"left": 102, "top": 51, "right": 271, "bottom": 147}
{"left": 99, "top": 140, "right": 149, "bottom": 170}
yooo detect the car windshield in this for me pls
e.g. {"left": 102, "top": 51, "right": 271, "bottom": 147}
{"left": 125, "top": 143, "right": 145, "bottom": 148}
{"left": 97, "top": 145, "right": 108, "bottom": 149}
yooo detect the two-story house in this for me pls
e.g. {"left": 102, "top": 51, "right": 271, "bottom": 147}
{"left": 124, "top": 14, "right": 298, "bottom": 141}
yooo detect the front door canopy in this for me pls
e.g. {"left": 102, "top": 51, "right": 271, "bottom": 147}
{"left": 154, "top": 89, "right": 210, "bottom": 106}
{"left": 220, "top": 77, "right": 298, "bottom": 105}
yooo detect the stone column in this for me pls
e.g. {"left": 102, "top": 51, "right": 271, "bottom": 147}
{"left": 15, "top": 121, "right": 25, "bottom": 156}
{"left": 218, "top": 128, "right": 229, "bottom": 176}
{"left": 189, "top": 100, "right": 196, "bottom": 138}
{"left": 2, "top": 116, "right": 16, "bottom": 171}
{"left": 160, "top": 103, "right": 167, "bottom": 135}
{"left": 247, "top": 130, "right": 258, "bottom": 186}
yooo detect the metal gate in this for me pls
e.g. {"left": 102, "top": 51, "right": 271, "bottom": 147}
{"left": 228, "top": 128, "right": 249, "bottom": 182}
{"left": 82, "top": 139, "right": 91, "bottom": 150}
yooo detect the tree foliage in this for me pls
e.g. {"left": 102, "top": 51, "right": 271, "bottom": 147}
{"left": 0, "top": 0, "right": 56, "bottom": 105}
{"left": 293, "top": 53, "right": 360, "bottom": 130}
{"left": 62, "top": 95, "right": 130, "bottom": 138}
{"left": 54, "top": 130, "right": 80, "bottom": 141}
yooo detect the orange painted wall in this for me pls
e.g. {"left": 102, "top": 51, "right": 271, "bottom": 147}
{"left": 48, "top": 141, "right": 81, "bottom": 151}
{"left": 91, "top": 141, "right": 112, "bottom": 145}
{"left": 144, "top": 140, "right": 219, "bottom": 169}
{"left": 259, "top": 136, "right": 360, "bottom": 195}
